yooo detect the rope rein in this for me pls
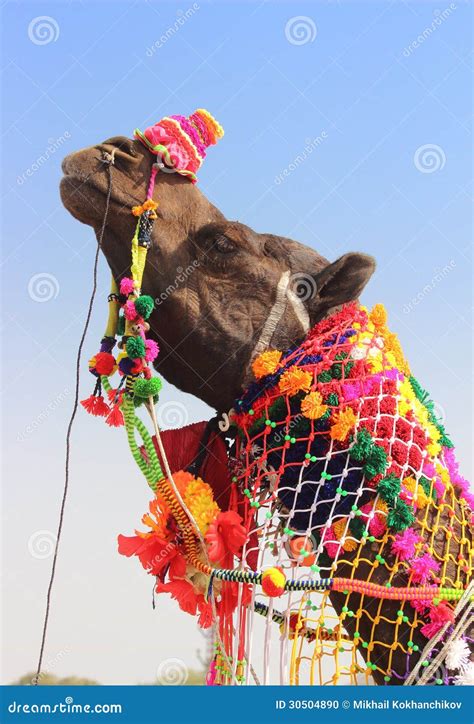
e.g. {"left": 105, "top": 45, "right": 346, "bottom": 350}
{"left": 34, "top": 153, "right": 115, "bottom": 685}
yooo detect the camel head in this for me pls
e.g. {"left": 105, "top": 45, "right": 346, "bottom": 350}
{"left": 60, "top": 114, "right": 375, "bottom": 411}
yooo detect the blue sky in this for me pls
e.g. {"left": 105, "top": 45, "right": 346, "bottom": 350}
{"left": 1, "top": 0, "right": 472, "bottom": 685}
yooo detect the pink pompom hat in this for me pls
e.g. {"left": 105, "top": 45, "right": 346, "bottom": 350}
{"left": 134, "top": 109, "right": 224, "bottom": 183}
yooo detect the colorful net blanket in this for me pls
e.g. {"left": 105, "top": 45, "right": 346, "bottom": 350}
{"left": 119, "top": 302, "right": 473, "bottom": 686}
{"left": 228, "top": 302, "right": 473, "bottom": 685}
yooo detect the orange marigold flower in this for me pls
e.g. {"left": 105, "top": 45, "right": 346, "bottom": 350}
{"left": 301, "top": 391, "right": 328, "bottom": 420}
{"left": 252, "top": 349, "right": 282, "bottom": 379}
{"left": 183, "top": 477, "right": 220, "bottom": 535}
{"left": 369, "top": 303, "right": 387, "bottom": 328}
{"left": 278, "top": 367, "right": 312, "bottom": 396}
{"left": 142, "top": 199, "right": 158, "bottom": 211}
{"left": 330, "top": 408, "right": 357, "bottom": 441}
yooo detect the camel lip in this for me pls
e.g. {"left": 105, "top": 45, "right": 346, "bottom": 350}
{"left": 60, "top": 174, "right": 102, "bottom": 225}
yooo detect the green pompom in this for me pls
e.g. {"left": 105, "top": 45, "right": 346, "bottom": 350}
{"left": 326, "top": 393, "right": 339, "bottom": 407}
{"left": 317, "top": 370, "right": 332, "bottom": 383}
{"left": 134, "top": 376, "right": 163, "bottom": 400}
{"left": 349, "top": 516, "right": 365, "bottom": 540}
{"left": 386, "top": 500, "right": 415, "bottom": 532}
{"left": 117, "top": 314, "right": 125, "bottom": 336}
{"left": 126, "top": 336, "right": 146, "bottom": 359}
{"left": 377, "top": 474, "right": 401, "bottom": 505}
{"left": 364, "top": 444, "right": 387, "bottom": 479}
{"left": 419, "top": 475, "right": 434, "bottom": 498}
{"left": 350, "top": 429, "right": 373, "bottom": 462}
{"left": 134, "top": 295, "right": 154, "bottom": 320}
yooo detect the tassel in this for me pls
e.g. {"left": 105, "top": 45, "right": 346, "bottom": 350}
{"left": 94, "top": 396, "right": 110, "bottom": 417}
{"left": 81, "top": 394, "right": 97, "bottom": 415}
{"left": 81, "top": 378, "right": 103, "bottom": 416}
{"left": 106, "top": 403, "right": 124, "bottom": 427}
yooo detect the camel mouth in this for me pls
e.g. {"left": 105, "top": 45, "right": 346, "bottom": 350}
{"left": 60, "top": 173, "right": 100, "bottom": 226}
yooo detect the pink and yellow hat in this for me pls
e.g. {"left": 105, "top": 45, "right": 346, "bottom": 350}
{"left": 134, "top": 109, "right": 224, "bottom": 183}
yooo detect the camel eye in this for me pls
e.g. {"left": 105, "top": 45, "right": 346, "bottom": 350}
{"left": 214, "top": 234, "right": 236, "bottom": 254}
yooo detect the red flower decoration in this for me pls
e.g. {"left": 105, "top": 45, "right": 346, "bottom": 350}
{"left": 117, "top": 533, "right": 178, "bottom": 578}
{"left": 206, "top": 511, "right": 247, "bottom": 563}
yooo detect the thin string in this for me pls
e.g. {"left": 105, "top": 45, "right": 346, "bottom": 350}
{"left": 33, "top": 154, "right": 115, "bottom": 685}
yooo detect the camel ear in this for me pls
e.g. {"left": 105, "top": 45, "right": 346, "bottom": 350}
{"left": 307, "top": 253, "right": 376, "bottom": 323}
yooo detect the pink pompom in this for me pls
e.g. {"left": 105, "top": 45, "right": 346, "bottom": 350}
{"left": 124, "top": 300, "right": 138, "bottom": 320}
{"left": 410, "top": 553, "right": 440, "bottom": 584}
{"left": 368, "top": 513, "right": 386, "bottom": 537}
{"left": 323, "top": 526, "right": 339, "bottom": 559}
{"left": 410, "top": 598, "right": 430, "bottom": 614}
{"left": 145, "top": 338, "right": 159, "bottom": 362}
{"left": 120, "top": 277, "right": 135, "bottom": 295}
{"left": 391, "top": 528, "right": 420, "bottom": 561}
{"left": 421, "top": 602, "right": 455, "bottom": 639}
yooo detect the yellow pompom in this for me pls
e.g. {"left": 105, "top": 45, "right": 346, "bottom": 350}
{"left": 261, "top": 567, "right": 286, "bottom": 597}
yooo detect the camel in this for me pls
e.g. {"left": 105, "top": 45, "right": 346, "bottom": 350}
{"left": 60, "top": 122, "right": 472, "bottom": 686}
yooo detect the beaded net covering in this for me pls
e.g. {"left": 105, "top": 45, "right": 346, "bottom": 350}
{"left": 225, "top": 302, "right": 473, "bottom": 686}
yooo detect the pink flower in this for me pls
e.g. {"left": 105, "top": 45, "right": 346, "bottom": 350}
{"left": 410, "top": 553, "right": 440, "bottom": 584}
{"left": 120, "top": 277, "right": 135, "bottom": 295}
{"left": 391, "top": 528, "right": 420, "bottom": 561}
{"left": 145, "top": 338, "right": 160, "bottom": 362}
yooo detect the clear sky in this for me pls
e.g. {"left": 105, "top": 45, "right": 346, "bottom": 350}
{"left": 1, "top": 0, "right": 472, "bottom": 685}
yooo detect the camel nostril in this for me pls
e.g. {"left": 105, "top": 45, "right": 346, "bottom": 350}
{"left": 101, "top": 135, "right": 137, "bottom": 158}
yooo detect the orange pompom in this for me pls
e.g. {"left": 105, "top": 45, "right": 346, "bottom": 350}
{"left": 252, "top": 349, "right": 282, "bottom": 379}
{"left": 330, "top": 407, "right": 357, "bottom": 441}
{"left": 301, "top": 391, "right": 328, "bottom": 420}
{"left": 278, "top": 367, "right": 312, "bottom": 397}
{"left": 261, "top": 567, "right": 286, "bottom": 597}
